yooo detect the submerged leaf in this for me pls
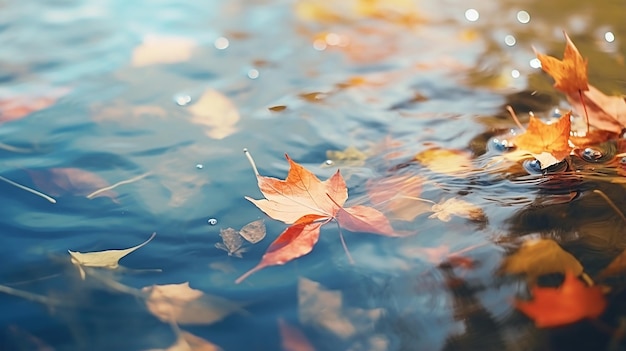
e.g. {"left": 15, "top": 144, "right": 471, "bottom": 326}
{"left": 188, "top": 89, "right": 239, "bottom": 139}
{"left": 239, "top": 219, "right": 266, "bottom": 244}
{"left": 142, "top": 282, "right": 243, "bottom": 325}
{"left": 414, "top": 148, "right": 474, "bottom": 175}
{"left": 515, "top": 272, "right": 606, "bottom": 328}
{"left": 132, "top": 35, "right": 196, "bottom": 67}
{"left": 429, "top": 198, "right": 486, "bottom": 222}
{"left": 215, "top": 228, "right": 247, "bottom": 258}
{"left": 150, "top": 331, "right": 222, "bottom": 351}
{"left": 298, "top": 277, "right": 383, "bottom": 339}
{"left": 596, "top": 248, "right": 626, "bottom": 280}
{"left": 29, "top": 168, "right": 118, "bottom": 201}
{"left": 500, "top": 238, "right": 583, "bottom": 281}
{"left": 69, "top": 232, "right": 156, "bottom": 270}
{"left": 366, "top": 174, "right": 428, "bottom": 222}
{"left": 278, "top": 319, "right": 316, "bottom": 351}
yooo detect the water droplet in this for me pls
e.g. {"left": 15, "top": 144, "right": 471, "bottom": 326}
{"left": 464, "top": 9, "right": 479, "bottom": 22}
{"left": 605, "top": 31, "right": 615, "bottom": 43}
{"left": 324, "top": 159, "right": 334, "bottom": 166}
{"left": 582, "top": 147, "right": 603, "bottom": 162}
{"left": 529, "top": 58, "right": 541, "bottom": 68}
{"left": 511, "top": 69, "right": 520, "bottom": 78}
{"left": 247, "top": 69, "right": 259, "bottom": 79}
{"left": 620, "top": 156, "right": 626, "bottom": 165}
{"left": 523, "top": 159, "right": 543, "bottom": 174}
{"left": 504, "top": 35, "right": 516, "bottom": 46}
{"left": 516, "top": 10, "right": 530, "bottom": 24}
{"left": 489, "top": 138, "right": 513, "bottom": 152}
{"left": 174, "top": 94, "right": 192, "bottom": 106}
{"left": 214, "top": 37, "right": 229, "bottom": 50}
{"left": 196, "top": 164, "right": 203, "bottom": 169}
{"left": 208, "top": 218, "right": 218, "bottom": 225}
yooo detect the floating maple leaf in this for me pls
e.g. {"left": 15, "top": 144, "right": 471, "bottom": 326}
{"left": 534, "top": 32, "right": 588, "bottom": 94}
{"left": 514, "top": 272, "right": 606, "bottom": 328}
{"left": 236, "top": 154, "right": 394, "bottom": 283}
{"left": 536, "top": 32, "right": 626, "bottom": 135}
{"left": 513, "top": 113, "right": 572, "bottom": 169}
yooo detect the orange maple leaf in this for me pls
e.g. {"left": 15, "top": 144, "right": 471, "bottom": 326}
{"left": 513, "top": 112, "right": 572, "bottom": 167}
{"left": 236, "top": 154, "right": 395, "bottom": 283}
{"left": 514, "top": 272, "right": 607, "bottom": 328}
{"left": 534, "top": 32, "right": 588, "bottom": 94}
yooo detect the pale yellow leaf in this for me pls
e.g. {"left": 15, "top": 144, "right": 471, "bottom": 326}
{"left": 429, "top": 198, "right": 485, "bottom": 222}
{"left": 132, "top": 35, "right": 196, "bottom": 67}
{"left": 68, "top": 232, "right": 156, "bottom": 269}
{"left": 500, "top": 238, "right": 583, "bottom": 280}
{"left": 188, "top": 89, "right": 239, "bottom": 139}
{"left": 414, "top": 148, "right": 474, "bottom": 175}
{"left": 142, "top": 282, "right": 244, "bottom": 325}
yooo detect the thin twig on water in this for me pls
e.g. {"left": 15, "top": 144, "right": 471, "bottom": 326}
{"left": 86, "top": 172, "right": 152, "bottom": 199}
{"left": 0, "top": 175, "right": 56, "bottom": 203}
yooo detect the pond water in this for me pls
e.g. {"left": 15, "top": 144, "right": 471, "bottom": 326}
{"left": 2, "top": 0, "right": 626, "bottom": 350}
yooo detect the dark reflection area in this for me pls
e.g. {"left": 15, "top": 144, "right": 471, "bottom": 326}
{"left": 0, "top": 262, "right": 173, "bottom": 351}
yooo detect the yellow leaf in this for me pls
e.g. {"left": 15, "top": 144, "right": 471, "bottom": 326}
{"left": 188, "top": 89, "right": 240, "bottom": 139}
{"left": 429, "top": 198, "right": 485, "bottom": 222}
{"left": 414, "top": 148, "right": 474, "bottom": 175}
{"left": 500, "top": 238, "right": 583, "bottom": 280}
{"left": 132, "top": 35, "right": 196, "bottom": 67}
{"left": 68, "top": 232, "right": 156, "bottom": 273}
{"left": 512, "top": 113, "right": 572, "bottom": 168}
{"left": 142, "top": 282, "right": 244, "bottom": 325}
{"left": 534, "top": 32, "right": 588, "bottom": 94}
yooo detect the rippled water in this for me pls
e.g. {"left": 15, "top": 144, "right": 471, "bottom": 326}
{"left": 1, "top": 0, "right": 626, "bottom": 350}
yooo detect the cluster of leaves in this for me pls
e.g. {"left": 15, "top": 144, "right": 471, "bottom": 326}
{"left": 509, "top": 33, "right": 626, "bottom": 169}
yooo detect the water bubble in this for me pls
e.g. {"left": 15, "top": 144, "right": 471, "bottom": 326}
{"left": 605, "top": 31, "right": 615, "bottom": 43}
{"left": 523, "top": 159, "right": 542, "bottom": 174}
{"left": 214, "top": 37, "right": 229, "bottom": 50}
{"left": 174, "top": 94, "right": 192, "bottom": 106}
{"left": 504, "top": 35, "right": 516, "bottom": 46}
{"left": 516, "top": 10, "right": 530, "bottom": 24}
{"left": 511, "top": 69, "right": 520, "bottom": 78}
{"left": 464, "top": 9, "right": 479, "bottom": 22}
{"left": 324, "top": 159, "right": 334, "bottom": 166}
{"left": 208, "top": 218, "right": 218, "bottom": 225}
{"left": 196, "top": 164, "right": 203, "bottom": 169}
{"left": 247, "top": 69, "right": 259, "bottom": 79}
{"left": 581, "top": 148, "right": 603, "bottom": 162}
{"left": 529, "top": 58, "right": 541, "bottom": 68}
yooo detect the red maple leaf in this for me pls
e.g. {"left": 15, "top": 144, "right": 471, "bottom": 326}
{"left": 514, "top": 272, "right": 607, "bottom": 328}
{"left": 236, "top": 154, "right": 395, "bottom": 283}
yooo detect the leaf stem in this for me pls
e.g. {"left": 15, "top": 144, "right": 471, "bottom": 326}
{"left": 578, "top": 89, "right": 590, "bottom": 134}
{"left": 243, "top": 148, "right": 260, "bottom": 176}
{"left": 593, "top": 189, "right": 626, "bottom": 224}
{"left": 336, "top": 221, "right": 355, "bottom": 264}
{"left": 86, "top": 171, "right": 152, "bottom": 199}
{"left": 506, "top": 105, "right": 525, "bottom": 132}
{"left": 0, "top": 175, "right": 56, "bottom": 203}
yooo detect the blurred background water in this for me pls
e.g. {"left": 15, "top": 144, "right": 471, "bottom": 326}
{"left": 1, "top": 0, "right": 625, "bottom": 350}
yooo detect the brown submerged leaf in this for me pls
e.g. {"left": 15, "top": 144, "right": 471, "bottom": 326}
{"left": 500, "top": 238, "right": 583, "bottom": 281}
